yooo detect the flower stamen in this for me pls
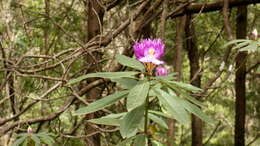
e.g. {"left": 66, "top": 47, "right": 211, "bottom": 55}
{"left": 148, "top": 48, "right": 155, "bottom": 56}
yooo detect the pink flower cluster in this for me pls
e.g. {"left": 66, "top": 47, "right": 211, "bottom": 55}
{"left": 133, "top": 39, "right": 168, "bottom": 76}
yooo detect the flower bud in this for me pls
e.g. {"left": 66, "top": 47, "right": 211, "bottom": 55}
{"left": 155, "top": 66, "right": 168, "bottom": 76}
{"left": 251, "top": 28, "right": 258, "bottom": 40}
{"left": 27, "top": 126, "right": 33, "bottom": 134}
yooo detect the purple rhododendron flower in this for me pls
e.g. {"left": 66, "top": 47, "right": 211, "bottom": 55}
{"left": 133, "top": 39, "right": 165, "bottom": 65}
{"left": 155, "top": 66, "right": 168, "bottom": 76}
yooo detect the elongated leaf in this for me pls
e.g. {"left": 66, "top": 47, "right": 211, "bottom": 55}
{"left": 223, "top": 39, "right": 249, "bottom": 48}
{"left": 21, "top": 138, "right": 28, "bottom": 146}
{"left": 39, "top": 137, "right": 53, "bottom": 145}
{"left": 161, "top": 80, "right": 205, "bottom": 107}
{"left": 88, "top": 117, "right": 120, "bottom": 126}
{"left": 239, "top": 42, "right": 258, "bottom": 52}
{"left": 232, "top": 41, "right": 250, "bottom": 50}
{"left": 31, "top": 135, "right": 41, "bottom": 145}
{"left": 74, "top": 91, "right": 128, "bottom": 115}
{"left": 12, "top": 136, "right": 27, "bottom": 146}
{"left": 154, "top": 88, "right": 190, "bottom": 125}
{"left": 101, "top": 112, "right": 126, "bottom": 119}
{"left": 152, "top": 73, "right": 176, "bottom": 81}
{"left": 111, "top": 78, "right": 138, "bottom": 89}
{"left": 169, "top": 81, "right": 202, "bottom": 92}
{"left": 148, "top": 110, "right": 172, "bottom": 119}
{"left": 120, "top": 105, "right": 145, "bottom": 138}
{"left": 67, "top": 72, "right": 139, "bottom": 85}
{"left": 36, "top": 133, "right": 55, "bottom": 145}
{"left": 178, "top": 99, "right": 214, "bottom": 124}
{"left": 127, "top": 81, "right": 150, "bottom": 111}
{"left": 151, "top": 140, "right": 164, "bottom": 146}
{"left": 133, "top": 134, "right": 147, "bottom": 146}
{"left": 116, "top": 55, "right": 145, "bottom": 71}
{"left": 148, "top": 113, "right": 168, "bottom": 129}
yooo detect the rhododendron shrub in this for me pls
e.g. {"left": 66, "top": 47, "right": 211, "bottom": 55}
{"left": 67, "top": 39, "right": 213, "bottom": 145}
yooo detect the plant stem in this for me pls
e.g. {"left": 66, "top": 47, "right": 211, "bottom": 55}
{"left": 144, "top": 95, "right": 149, "bottom": 135}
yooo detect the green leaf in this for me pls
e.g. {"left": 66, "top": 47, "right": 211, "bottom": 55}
{"left": 115, "top": 55, "right": 145, "bottom": 71}
{"left": 116, "top": 136, "right": 136, "bottom": 146}
{"left": 232, "top": 41, "right": 250, "bottom": 50}
{"left": 148, "top": 110, "right": 172, "bottom": 119}
{"left": 39, "top": 137, "right": 53, "bottom": 145}
{"left": 12, "top": 136, "right": 27, "bottom": 146}
{"left": 101, "top": 112, "right": 126, "bottom": 119}
{"left": 31, "top": 135, "right": 41, "bottom": 145}
{"left": 223, "top": 39, "right": 249, "bottom": 48}
{"left": 37, "top": 133, "right": 55, "bottom": 145}
{"left": 88, "top": 117, "right": 120, "bottom": 126}
{"left": 154, "top": 88, "right": 190, "bottom": 125}
{"left": 21, "top": 138, "right": 28, "bottom": 146}
{"left": 169, "top": 81, "right": 202, "bottom": 92}
{"left": 127, "top": 81, "right": 150, "bottom": 111}
{"left": 178, "top": 99, "right": 214, "bottom": 124}
{"left": 111, "top": 78, "right": 138, "bottom": 89}
{"left": 161, "top": 80, "right": 205, "bottom": 107}
{"left": 74, "top": 90, "right": 128, "bottom": 115}
{"left": 120, "top": 105, "right": 145, "bottom": 138}
{"left": 133, "top": 134, "right": 147, "bottom": 146}
{"left": 152, "top": 73, "right": 176, "bottom": 81}
{"left": 151, "top": 140, "right": 164, "bottom": 146}
{"left": 239, "top": 42, "right": 258, "bottom": 51}
{"left": 148, "top": 113, "right": 168, "bottom": 129}
{"left": 67, "top": 71, "right": 139, "bottom": 85}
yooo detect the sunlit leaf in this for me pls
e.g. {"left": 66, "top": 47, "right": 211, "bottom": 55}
{"left": 12, "top": 136, "right": 27, "bottom": 146}
{"left": 178, "top": 99, "right": 214, "bottom": 124}
{"left": 120, "top": 105, "right": 145, "bottom": 138}
{"left": 169, "top": 81, "right": 202, "bottom": 92}
{"left": 67, "top": 72, "right": 139, "bottom": 85}
{"left": 111, "top": 78, "right": 138, "bottom": 89}
{"left": 133, "top": 134, "right": 147, "bottom": 146}
{"left": 223, "top": 39, "right": 249, "bottom": 48}
{"left": 154, "top": 88, "right": 190, "bottom": 125}
{"left": 74, "top": 90, "right": 128, "bottom": 115}
{"left": 88, "top": 117, "right": 121, "bottom": 126}
{"left": 148, "top": 113, "right": 168, "bottom": 129}
{"left": 115, "top": 55, "right": 145, "bottom": 71}
{"left": 31, "top": 135, "right": 41, "bottom": 145}
{"left": 127, "top": 81, "right": 150, "bottom": 111}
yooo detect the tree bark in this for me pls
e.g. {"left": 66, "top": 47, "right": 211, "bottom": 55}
{"left": 83, "top": 0, "right": 105, "bottom": 146}
{"left": 235, "top": 5, "right": 247, "bottom": 146}
{"left": 168, "top": 15, "right": 185, "bottom": 146}
{"left": 185, "top": 14, "right": 202, "bottom": 146}
{"left": 169, "top": 0, "right": 258, "bottom": 18}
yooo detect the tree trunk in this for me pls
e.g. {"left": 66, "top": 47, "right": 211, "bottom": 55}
{"left": 235, "top": 5, "right": 247, "bottom": 146}
{"left": 83, "top": 0, "right": 104, "bottom": 146}
{"left": 185, "top": 14, "right": 203, "bottom": 146}
{"left": 168, "top": 15, "right": 185, "bottom": 146}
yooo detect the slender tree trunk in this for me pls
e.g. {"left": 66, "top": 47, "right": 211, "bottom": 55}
{"left": 168, "top": 15, "right": 185, "bottom": 146}
{"left": 235, "top": 5, "right": 247, "bottom": 146}
{"left": 185, "top": 14, "right": 203, "bottom": 146}
{"left": 83, "top": 1, "right": 104, "bottom": 146}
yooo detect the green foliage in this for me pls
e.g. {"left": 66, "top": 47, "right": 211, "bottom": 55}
{"left": 73, "top": 90, "right": 128, "bottom": 115}
{"left": 70, "top": 54, "right": 213, "bottom": 141}
{"left": 120, "top": 105, "right": 145, "bottom": 138}
{"left": 127, "top": 81, "right": 150, "bottom": 111}
{"left": 224, "top": 39, "right": 260, "bottom": 52}
{"left": 115, "top": 55, "right": 145, "bottom": 71}
{"left": 12, "top": 132, "right": 55, "bottom": 146}
{"left": 66, "top": 72, "right": 139, "bottom": 85}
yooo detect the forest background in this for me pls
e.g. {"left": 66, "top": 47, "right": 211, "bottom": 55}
{"left": 0, "top": 0, "right": 259, "bottom": 146}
